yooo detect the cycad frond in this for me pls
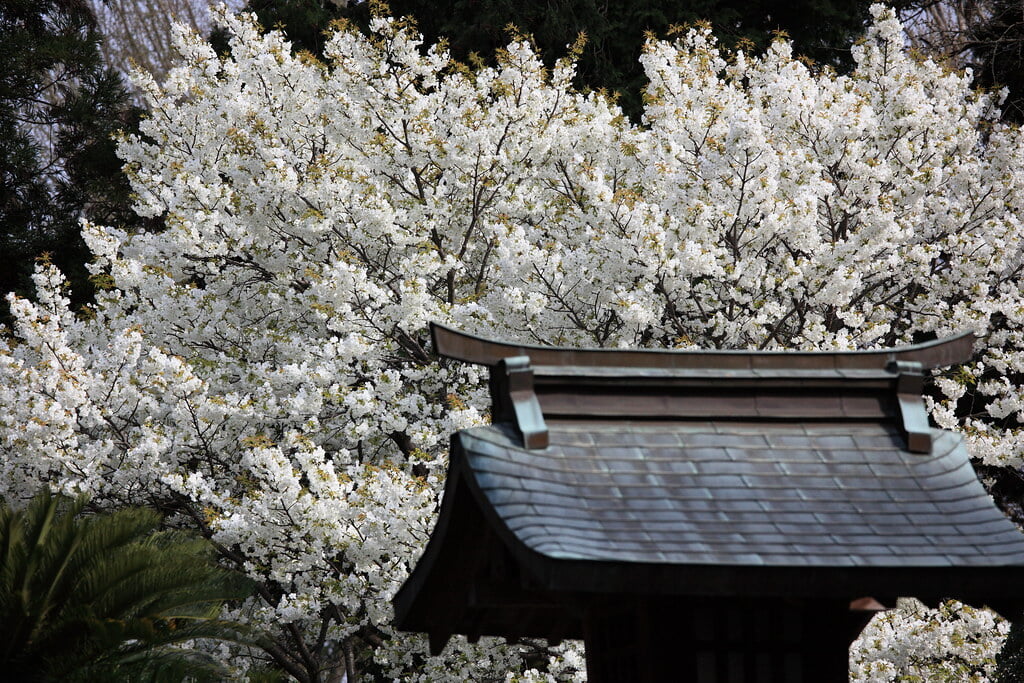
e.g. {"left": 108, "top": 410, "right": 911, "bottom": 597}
{"left": 0, "top": 489, "right": 259, "bottom": 682}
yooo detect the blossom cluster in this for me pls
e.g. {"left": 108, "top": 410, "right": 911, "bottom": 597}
{"left": 1, "top": 4, "right": 1021, "bottom": 679}
{"left": 851, "top": 599, "right": 1009, "bottom": 681}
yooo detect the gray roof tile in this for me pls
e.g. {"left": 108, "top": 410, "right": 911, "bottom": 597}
{"left": 458, "top": 422, "right": 1024, "bottom": 568}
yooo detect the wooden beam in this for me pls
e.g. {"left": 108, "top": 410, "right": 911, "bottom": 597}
{"left": 431, "top": 322, "right": 975, "bottom": 371}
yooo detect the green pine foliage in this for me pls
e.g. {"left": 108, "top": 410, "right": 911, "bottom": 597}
{"left": 0, "top": 489, "right": 259, "bottom": 682}
{"left": 0, "top": 0, "right": 149, "bottom": 327}
{"left": 968, "top": 0, "right": 1024, "bottom": 123}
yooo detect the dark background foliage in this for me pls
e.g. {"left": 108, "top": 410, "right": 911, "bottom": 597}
{"left": 241, "top": 0, "right": 896, "bottom": 117}
{"left": 0, "top": 0, "right": 150, "bottom": 326}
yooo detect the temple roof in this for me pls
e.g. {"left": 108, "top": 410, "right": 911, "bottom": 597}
{"left": 393, "top": 325, "right": 1024, "bottom": 651}
{"left": 460, "top": 421, "right": 1024, "bottom": 570}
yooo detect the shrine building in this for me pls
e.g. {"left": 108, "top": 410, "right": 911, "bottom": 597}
{"left": 393, "top": 324, "right": 1024, "bottom": 682}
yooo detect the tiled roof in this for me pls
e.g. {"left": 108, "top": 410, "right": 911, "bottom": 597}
{"left": 460, "top": 421, "right": 1024, "bottom": 568}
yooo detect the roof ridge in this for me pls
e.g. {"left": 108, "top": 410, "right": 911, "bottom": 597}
{"left": 431, "top": 322, "right": 976, "bottom": 371}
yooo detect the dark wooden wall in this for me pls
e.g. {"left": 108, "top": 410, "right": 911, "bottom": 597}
{"left": 583, "top": 597, "right": 872, "bottom": 683}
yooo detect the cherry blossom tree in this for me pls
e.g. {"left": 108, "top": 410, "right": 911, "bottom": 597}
{"left": 2, "top": 4, "right": 1023, "bottom": 680}
{"left": 852, "top": 599, "right": 1010, "bottom": 681}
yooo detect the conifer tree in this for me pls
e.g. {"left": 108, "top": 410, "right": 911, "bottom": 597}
{"left": 0, "top": 0, "right": 147, "bottom": 325}
{"left": 967, "top": 0, "right": 1024, "bottom": 123}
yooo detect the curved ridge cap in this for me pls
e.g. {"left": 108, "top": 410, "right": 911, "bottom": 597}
{"left": 431, "top": 322, "right": 976, "bottom": 371}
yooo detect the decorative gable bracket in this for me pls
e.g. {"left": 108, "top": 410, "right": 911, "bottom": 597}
{"left": 887, "top": 360, "right": 931, "bottom": 453}
{"left": 490, "top": 356, "right": 548, "bottom": 449}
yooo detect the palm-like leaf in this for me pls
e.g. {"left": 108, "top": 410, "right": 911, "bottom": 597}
{"left": 0, "top": 490, "right": 259, "bottom": 682}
